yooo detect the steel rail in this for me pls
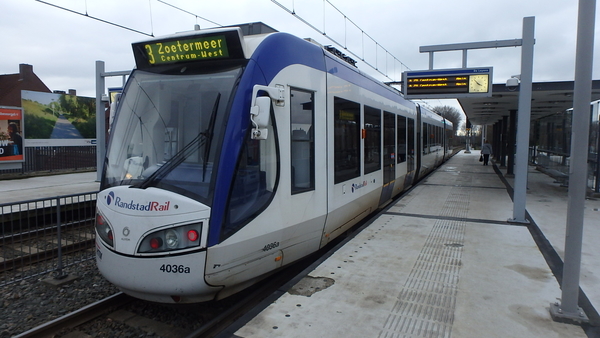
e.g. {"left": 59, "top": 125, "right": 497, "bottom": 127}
{"left": 1, "top": 219, "right": 94, "bottom": 243}
{"left": 13, "top": 292, "right": 133, "bottom": 338}
{"left": 0, "top": 238, "right": 95, "bottom": 274}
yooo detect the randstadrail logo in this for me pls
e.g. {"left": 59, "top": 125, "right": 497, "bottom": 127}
{"left": 106, "top": 191, "right": 170, "bottom": 211}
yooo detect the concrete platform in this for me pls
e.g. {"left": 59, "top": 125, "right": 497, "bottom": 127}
{"left": 231, "top": 151, "right": 597, "bottom": 338}
{"left": 507, "top": 162, "right": 600, "bottom": 329}
{"left": 0, "top": 171, "right": 99, "bottom": 204}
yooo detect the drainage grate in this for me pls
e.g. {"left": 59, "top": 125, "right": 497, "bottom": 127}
{"left": 379, "top": 185, "right": 469, "bottom": 338}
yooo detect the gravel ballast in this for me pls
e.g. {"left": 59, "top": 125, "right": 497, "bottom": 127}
{"left": 1, "top": 258, "right": 119, "bottom": 337}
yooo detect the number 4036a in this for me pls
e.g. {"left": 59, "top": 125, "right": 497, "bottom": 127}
{"left": 160, "top": 264, "right": 191, "bottom": 273}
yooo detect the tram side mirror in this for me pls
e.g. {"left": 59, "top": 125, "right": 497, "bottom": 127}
{"left": 250, "top": 84, "right": 284, "bottom": 140}
{"left": 250, "top": 96, "right": 271, "bottom": 140}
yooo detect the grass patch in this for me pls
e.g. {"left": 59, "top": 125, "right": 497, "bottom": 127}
{"left": 22, "top": 99, "right": 57, "bottom": 139}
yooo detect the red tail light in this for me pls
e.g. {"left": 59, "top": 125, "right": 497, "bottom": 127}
{"left": 95, "top": 209, "right": 114, "bottom": 247}
{"left": 150, "top": 237, "right": 163, "bottom": 249}
{"left": 187, "top": 230, "right": 199, "bottom": 242}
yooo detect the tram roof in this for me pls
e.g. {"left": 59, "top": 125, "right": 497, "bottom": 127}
{"left": 458, "top": 80, "right": 600, "bottom": 125}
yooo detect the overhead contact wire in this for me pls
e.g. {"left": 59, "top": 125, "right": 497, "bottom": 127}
{"left": 35, "top": 0, "right": 154, "bottom": 37}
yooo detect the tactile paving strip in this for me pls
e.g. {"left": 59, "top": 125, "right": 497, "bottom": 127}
{"left": 379, "top": 184, "right": 469, "bottom": 338}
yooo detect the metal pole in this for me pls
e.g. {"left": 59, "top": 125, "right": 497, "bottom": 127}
{"left": 509, "top": 17, "right": 535, "bottom": 224}
{"left": 54, "top": 198, "right": 67, "bottom": 279}
{"left": 550, "top": 0, "right": 595, "bottom": 324}
{"left": 429, "top": 51, "right": 434, "bottom": 70}
{"left": 481, "top": 125, "right": 485, "bottom": 148}
{"left": 501, "top": 116, "right": 508, "bottom": 167}
{"left": 596, "top": 105, "right": 600, "bottom": 192}
{"left": 95, "top": 61, "right": 106, "bottom": 182}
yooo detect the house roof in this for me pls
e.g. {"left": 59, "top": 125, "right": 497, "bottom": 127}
{"left": 0, "top": 64, "right": 51, "bottom": 107}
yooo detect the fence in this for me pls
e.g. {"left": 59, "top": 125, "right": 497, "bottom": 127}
{"left": 0, "top": 146, "right": 96, "bottom": 176}
{"left": 0, "top": 192, "right": 98, "bottom": 287}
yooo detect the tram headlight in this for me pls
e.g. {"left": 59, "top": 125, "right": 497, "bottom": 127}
{"left": 165, "top": 229, "right": 179, "bottom": 249}
{"left": 95, "top": 210, "right": 114, "bottom": 248}
{"left": 138, "top": 222, "right": 202, "bottom": 254}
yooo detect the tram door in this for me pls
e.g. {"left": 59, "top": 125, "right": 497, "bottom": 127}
{"left": 379, "top": 112, "right": 396, "bottom": 205}
{"left": 287, "top": 86, "right": 328, "bottom": 260}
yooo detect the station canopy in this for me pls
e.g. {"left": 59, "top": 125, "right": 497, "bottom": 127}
{"left": 458, "top": 80, "right": 600, "bottom": 125}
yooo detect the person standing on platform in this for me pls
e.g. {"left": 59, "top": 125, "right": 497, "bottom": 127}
{"left": 481, "top": 139, "right": 493, "bottom": 166}
{"left": 8, "top": 123, "right": 23, "bottom": 156}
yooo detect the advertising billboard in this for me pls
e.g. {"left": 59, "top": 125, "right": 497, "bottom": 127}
{"left": 21, "top": 90, "right": 96, "bottom": 147}
{"left": 0, "top": 106, "right": 24, "bottom": 163}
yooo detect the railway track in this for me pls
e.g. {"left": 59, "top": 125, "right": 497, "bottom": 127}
{"left": 13, "top": 292, "right": 133, "bottom": 338}
{"left": 1, "top": 220, "right": 95, "bottom": 274}
{"left": 1, "top": 193, "right": 97, "bottom": 285}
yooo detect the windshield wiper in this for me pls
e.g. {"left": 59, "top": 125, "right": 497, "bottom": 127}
{"left": 132, "top": 93, "right": 221, "bottom": 189}
{"left": 132, "top": 133, "right": 206, "bottom": 189}
{"left": 202, "top": 92, "right": 220, "bottom": 182}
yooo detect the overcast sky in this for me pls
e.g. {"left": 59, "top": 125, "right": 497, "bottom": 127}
{"left": 1, "top": 0, "right": 599, "bottom": 111}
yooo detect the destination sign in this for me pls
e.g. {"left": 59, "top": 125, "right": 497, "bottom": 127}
{"left": 403, "top": 68, "right": 493, "bottom": 99}
{"left": 143, "top": 35, "right": 229, "bottom": 65}
{"left": 407, "top": 76, "right": 469, "bottom": 94}
{"left": 132, "top": 29, "right": 245, "bottom": 69}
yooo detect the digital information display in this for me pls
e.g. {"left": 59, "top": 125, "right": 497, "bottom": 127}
{"left": 402, "top": 67, "right": 493, "bottom": 99}
{"left": 144, "top": 35, "right": 229, "bottom": 65}
{"left": 132, "top": 29, "right": 245, "bottom": 69}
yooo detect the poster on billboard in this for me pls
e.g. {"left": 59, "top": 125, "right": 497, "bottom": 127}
{"left": 0, "top": 106, "right": 24, "bottom": 163}
{"left": 21, "top": 90, "right": 96, "bottom": 147}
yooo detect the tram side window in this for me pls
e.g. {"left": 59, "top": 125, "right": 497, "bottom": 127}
{"left": 407, "top": 118, "right": 415, "bottom": 171}
{"left": 437, "top": 126, "right": 442, "bottom": 151}
{"left": 440, "top": 126, "right": 445, "bottom": 150}
{"left": 384, "top": 112, "right": 396, "bottom": 163}
{"left": 224, "top": 113, "right": 278, "bottom": 240}
{"left": 433, "top": 125, "right": 437, "bottom": 151}
{"left": 433, "top": 125, "right": 438, "bottom": 152}
{"left": 446, "top": 126, "right": 453, "bottom": 151}
{"left": 364, "top": 105, "right": 381, "bottom": 174}
{"left": 433, "top": 125, "right": 439, "bottom": 152}
{"left": 290, "top": 88, "right": 315, "bottom": 194}
{"left": 397, "top": 115, "right": 407, "bottom": 163}
{"left": 334, "top": 97, "right": 361, "bottom": 184}
{"left": 422, "top": 123, "right": 430, "bottom": 154}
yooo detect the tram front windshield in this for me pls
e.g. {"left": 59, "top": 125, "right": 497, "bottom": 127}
{"left": 102, "top": 67, "right": 241, "bottom": 205}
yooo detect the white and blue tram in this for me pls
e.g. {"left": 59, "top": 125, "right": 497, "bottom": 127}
{"left": 95, "top": 23, "right": 453, "bottom": 303}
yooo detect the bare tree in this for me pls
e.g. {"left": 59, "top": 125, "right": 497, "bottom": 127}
{"left": 432, "top": 105, "right": 464, "bottom": 135}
